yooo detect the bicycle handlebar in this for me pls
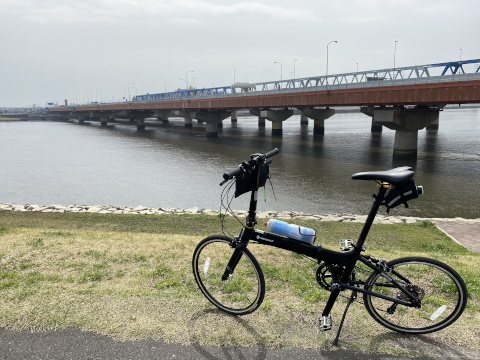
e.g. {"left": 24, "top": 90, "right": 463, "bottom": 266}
{"left": 220, "top": 148, "right": 279, "bottom": 185}
{"left": 264, "top": 148, "right": 280, "bottom": 159}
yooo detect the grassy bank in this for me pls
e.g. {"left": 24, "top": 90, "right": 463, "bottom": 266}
{"left": 0, "top": 116, "right": 23, "bottom": 121}
{"left": 0, "top": 210, "right": 479, "bottom": 355}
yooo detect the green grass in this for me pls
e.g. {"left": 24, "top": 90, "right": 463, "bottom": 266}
{"left": 0, "top": 210, "right": 479, "bottom": 355}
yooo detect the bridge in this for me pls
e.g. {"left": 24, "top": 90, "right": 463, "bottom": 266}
{"left": 49, "top": 59, "right": 480, "bottom": 157}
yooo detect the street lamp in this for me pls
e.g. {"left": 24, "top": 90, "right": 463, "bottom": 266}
{"left": 274, "top": 61, "right": 283, "bottom": 89}
{"left": 293, "top": 58, "right": 297, "bottom": 88}
{"left": 185, "top": 70, "right": 194, "bottom": 89}
{"left": 128, "top": 83, "right": 134, "bottom": 101}
{"left": 233, "top": 69, "right": 236, "bottom": 84}
{"left": 394, "top": 40, "right": 398, "bottom": 69}
{"left": 326, "top": 40, "right": 338, "bottom": 87}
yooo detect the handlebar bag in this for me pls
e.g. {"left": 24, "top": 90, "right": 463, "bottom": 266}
{"left": 234, "top": 163, "right": 270, "bottom": 198}
{"left": 383, "top": 179, "right": 419, "bottom": 210}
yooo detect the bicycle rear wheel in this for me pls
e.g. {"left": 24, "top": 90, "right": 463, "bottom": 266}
{"left": 363, "top": 257, "right": 467, "bottom": 334}
{"left": 192, "top": 235, "right": 265, "bottom": 315}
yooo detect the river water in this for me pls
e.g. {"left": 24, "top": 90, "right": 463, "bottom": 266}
{"left": 0, "top": 108, "right": 479, "bottom": 219}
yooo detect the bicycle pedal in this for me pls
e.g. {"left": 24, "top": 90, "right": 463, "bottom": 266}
{"left": 339, "top": 239, "right": 353, "bottom": 251}
{"left": 318, "top": 316, "right": 332, "bottom": 331}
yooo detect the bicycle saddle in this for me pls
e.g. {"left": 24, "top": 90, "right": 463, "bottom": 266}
{"left": 351, "top": 166, "right": 414, "bottom": 185}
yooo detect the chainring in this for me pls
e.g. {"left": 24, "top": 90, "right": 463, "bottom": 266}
{"left": 316, "top": 263, "right": 334, "bottom": 291}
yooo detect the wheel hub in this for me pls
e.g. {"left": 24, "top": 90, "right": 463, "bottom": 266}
{"left": 397, "top": 284, "right": 425, "bottom": 302}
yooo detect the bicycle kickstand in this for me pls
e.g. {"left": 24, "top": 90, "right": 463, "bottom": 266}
{"left": 332, "top": 290, "right": 357, "bottom": 346}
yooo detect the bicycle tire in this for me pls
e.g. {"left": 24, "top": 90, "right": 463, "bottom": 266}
{"left": 363, "top": 256, "right": 467, "bottom": 334}
{"left": 192, "top": 235, "right": 265, "bottom": 315}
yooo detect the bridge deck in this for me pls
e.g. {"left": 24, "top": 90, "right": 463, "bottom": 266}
{"left": 51, "top": 79, "right": 480, "bottom": 113}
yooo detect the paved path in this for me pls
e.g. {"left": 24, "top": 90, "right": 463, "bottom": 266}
{"left": 433, "top": 218, "right": 480, "bottom": 253}
{"left": 3, "top": 327, "right": 479, "bottom": 360}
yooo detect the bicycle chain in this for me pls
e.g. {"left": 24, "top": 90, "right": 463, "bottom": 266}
{"left": 316, "top": 262, "right": 373, "bottom": 305}
{"left": 337, "top": 264, "right": 373, "bottom": 305}
{"left": 316, "top": 259, "right": 400, "bottom": 312}
{"left": 341, "top": 264, "right": 406, "bottom": 313}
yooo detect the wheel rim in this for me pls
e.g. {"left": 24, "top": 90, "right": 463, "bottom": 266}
{"left": 194, "top": 239, "right": 263, "bottom": 314}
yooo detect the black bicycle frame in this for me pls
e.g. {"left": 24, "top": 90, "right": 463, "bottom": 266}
{"left": 224, "top": 162, "right": 419, "bottom": 317}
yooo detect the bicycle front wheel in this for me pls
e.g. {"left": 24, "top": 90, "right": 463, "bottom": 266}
{"left": 363, "top": 257, "right": 467, "bottom": 334}
{"left": 192, "top": 235, "right": 265, "bottom": 315}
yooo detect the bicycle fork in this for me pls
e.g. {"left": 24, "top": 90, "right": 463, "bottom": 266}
{"left": 221, "top": 241, "right": 247, "bottom": 281}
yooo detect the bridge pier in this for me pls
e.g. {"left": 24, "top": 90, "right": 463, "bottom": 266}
{"left": 97, "top": 112, "right": 117, "bottom": 127}
{"left": 250, "top": 109, "right": 266, "bottom": 128}
{"left": 301, "top": 108, "right": 335, "bottom": 135}
{"left": 371, "top": 120, "right": 383, "bottom": 132}
{"left": 99, "top": 115, "right": 108, "bottom": 127}
{"left": 394, "top": 130, "right": 418, "bottom": 156}
{"left": 195, "top": 111, "right": 231, "bottom": 137}
{"left": 128, "top": 111, "right": 153, "bottom": 130}
{"left": 231, "top": 109, "right": 238, "bottom": 123}
{"left": 155, "top": 110, "right": 171, "bottom": 124}
{"left": 369, "top": 106, "right": 440, "bottom": 157}
{"left": 260, "top": 109, "right": 294, "bottom": 136}
{"left": 426, "top": 117, "right": 440, "bottom": 131}
{"left": 72, "top": 111, "right": 89, "bottom": 124}
{"left": 258, "top": 116, "right": 266, "bottom": 127}
{"left": 360, "top": 107, "right": 383, "bottom": 132}
{"left": 136, "top": 117, "right": 145, "bottom": 130}
{"left": 174, "top": 110, "right": 195, "bottom": 128}
{"left": 300, "top": 113, "right": 309, "bottom": 125}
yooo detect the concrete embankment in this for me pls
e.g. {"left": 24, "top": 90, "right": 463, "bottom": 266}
{"left": 1, "top": 202, "right": 478, "bottom": 225}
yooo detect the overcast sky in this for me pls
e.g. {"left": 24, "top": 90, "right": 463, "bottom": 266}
{"left": 1, "top": 0, "right": 479, "bottom": 107}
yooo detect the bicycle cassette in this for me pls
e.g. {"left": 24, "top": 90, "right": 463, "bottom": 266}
{"left": 397, "top": 284, "right": 425, "bottom": 302}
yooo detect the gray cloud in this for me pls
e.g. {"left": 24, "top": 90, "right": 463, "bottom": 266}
{"left": 1, "top": 0, "right": 478, "bottom": 107}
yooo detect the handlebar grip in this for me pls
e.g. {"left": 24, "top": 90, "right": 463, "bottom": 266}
{"left": 220, "top": 149, "right": 279, "bottom": 186}
{"left": 223, "top": 166, "right": 243, "bottom": 181}
{"left": 265, "top": 148, "right": 279, "bottom": 159}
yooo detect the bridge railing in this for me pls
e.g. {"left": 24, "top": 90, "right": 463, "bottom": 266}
{"left": 132, "top": 60, "right": 480, "bottom": 101}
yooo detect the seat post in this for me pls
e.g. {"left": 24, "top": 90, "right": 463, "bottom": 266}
{"left": 355, "top": 185, "right": 387, "bottom": 250}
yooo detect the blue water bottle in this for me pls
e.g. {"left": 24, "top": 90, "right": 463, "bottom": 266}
{"left": 265, "top": 219, "right": 316, "bottom": 244}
